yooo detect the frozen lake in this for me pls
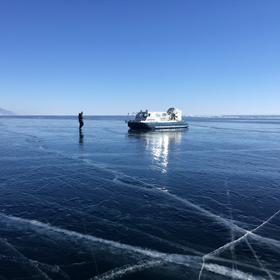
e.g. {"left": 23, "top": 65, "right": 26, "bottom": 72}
{"left": 0, "top": 116, "right": 280, "bottom": 279}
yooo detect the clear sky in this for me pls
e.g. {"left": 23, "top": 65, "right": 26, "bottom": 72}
{"left": 0, "top": 0, "right": 279, "bottom": 115}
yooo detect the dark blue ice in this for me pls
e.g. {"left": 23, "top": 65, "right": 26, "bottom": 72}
{"left": 0, "top": 116, "right": 280, "bottom": 279}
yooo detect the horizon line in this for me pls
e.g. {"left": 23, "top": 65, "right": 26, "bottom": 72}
{"left": 1, "top": 114, "right": 280, "bottom": 117}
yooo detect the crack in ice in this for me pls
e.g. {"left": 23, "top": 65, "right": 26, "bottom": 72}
{"left": 91, "top": 260, "right": 162, "bottom": 280}
{"left": 0, "top": 213, "right": 271, "bottom": 280}
{"left": 198, "top": 209, "right": 280, "bottom": 279}
{"left": 0, "top": 238, "right": 52, "bottom": 280}
{"left": 245, "top": 238, "right": 274, "bottom": 280}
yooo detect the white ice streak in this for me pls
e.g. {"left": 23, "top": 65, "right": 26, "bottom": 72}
{"left": 204, "top": 263, "right": 266, "bottom": 280}
{"left": 113, "top": 174, "right": 280, "bottom": 252}
{"left": 0, "top": 213, "right": 270, "bottom": 280}
{"left": 23, "top": 191, "right": 201, "bottom": 256}
{"left": 245, "top": 238, "right": 274, "bottom": 280}
{"left": 198, "top": 257, "right": 205, "bottom": 280}
{"left": 199, "top": 209, "right": 280, "bottom": 280}
{"left": 205, "top": 209, "right": 280, "bottom": 258}
{"left": 113, "top": 175, "right": 241, "bottom": 231}
{"left": 91, "top": 260, "right": 162, "bottom": 280}
{"left": 0, "top": 213, "right": 198, "bottom": 267}
{"left": 226, "top": 187, "right": 237, "bottom": 279}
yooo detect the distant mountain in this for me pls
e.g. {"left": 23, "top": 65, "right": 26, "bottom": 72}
{"left": 0, "top": 107, "right": 15, "bottom": 115}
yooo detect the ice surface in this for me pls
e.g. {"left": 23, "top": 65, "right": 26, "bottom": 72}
{"left": 0, "top": 116, "right": 280, "bottom": 279}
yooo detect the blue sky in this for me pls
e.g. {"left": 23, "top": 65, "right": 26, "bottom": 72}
{"left": 0, "top": 0, "right": 279, "bottom": 115}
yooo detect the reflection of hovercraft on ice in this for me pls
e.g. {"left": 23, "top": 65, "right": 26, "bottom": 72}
{"left": 127, "top": 108, "right": 189, "bottom": 130}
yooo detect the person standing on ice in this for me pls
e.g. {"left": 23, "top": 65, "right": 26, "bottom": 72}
{"left": 78, "top": 112, "right": 84, "bottom": 130}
